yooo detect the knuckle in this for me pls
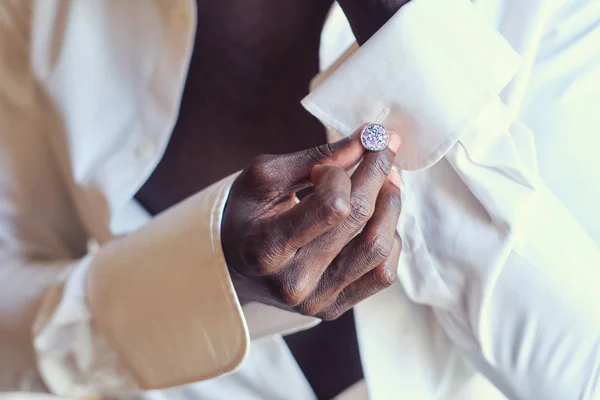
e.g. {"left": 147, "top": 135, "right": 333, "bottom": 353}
{"left": 295, "top": 300, "right": 321, "bottom": 317}
{"left": 280, "top": 278, "right": 312, "bottom": 307}
{"left": 372, "top": 154, "right": 393, "bottom": 177}
{"left": 374, "top": 264, "right": 397, "bottom": 287}
{"left": 368, "top": 234, "right": 393, "bottom": 261}
{"left": 245, "top": 154, "right": 277, "bottom": 183}
{"left": 348, "top": 194, "right": 373, "bottom": 226}
{"left": 317, "top": 193, "right": 350, "bottom": 225}
{"left": 307, "top": 143, "right": 335, "bottom": 164}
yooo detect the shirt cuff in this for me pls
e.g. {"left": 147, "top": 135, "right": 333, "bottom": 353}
{"left": 86, "top": 173, "right": 249, "bottom": 391}
{"left": 302, "top": 0, "right": 521, "bottom": 171}
{"left": 33, "top": 174, "right": 248, "bottom": 396}
{"left": 35, "top": 171, "right": 320, "bottom": 395}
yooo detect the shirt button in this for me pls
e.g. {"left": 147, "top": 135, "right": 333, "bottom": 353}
{"left": 135, "top": 142, "right": 155, "bottom": 158}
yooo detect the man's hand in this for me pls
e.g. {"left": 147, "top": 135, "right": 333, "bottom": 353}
{"left": 221, "top": 128, "right": 402, "bottom": 320}
{"left": 337, "top": 0, "right": 412, "bottom": 44}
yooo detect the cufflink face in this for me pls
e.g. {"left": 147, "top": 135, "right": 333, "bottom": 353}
{"left": 360, "top": 124, "right": 389, "bottom": 152}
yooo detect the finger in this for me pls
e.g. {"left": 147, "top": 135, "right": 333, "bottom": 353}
{"left": 254, "top": 126, "right": 367, "bottom": 190}
{"left": 301, "top": 178, "right": 402, "bottom": 308}
{"left": 290, "top": 130, "right": 401, "bottom": 292}
{"left": 344, "top": 131, "right": 401, "bottom": 230}
{"left": 316, "top": 233, "right": 402, "bottom": 321}
{"left": 266, "top": 164, "right": 352, "bottom": 260}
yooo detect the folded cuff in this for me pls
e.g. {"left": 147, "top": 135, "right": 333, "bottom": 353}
{"left": 302, "top": 0, "right": 521, "bottom": 171}
{"left": 85, "top": 173, "right": 248, "bottom": 391}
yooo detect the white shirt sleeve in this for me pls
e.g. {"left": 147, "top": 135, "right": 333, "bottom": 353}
{"left": 33, "top": 175, "right": 251, "bottom": 395}
{"left": 0, "top": 148, "right": 250, "bottom": 395}
{"left": 302, "top": 0, "right": 600, "bottom": 398}
{"left": 1, "top": 1, "right": 322, "bottom": 394}
{"left": 1, "top": 12, "right": 248, "bottom": 390}
{"left": 0, "top": 2, "right": 248, "bottom": 394}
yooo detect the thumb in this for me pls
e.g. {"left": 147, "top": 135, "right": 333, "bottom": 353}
{"left": 269, "top": 127, "right": 367, "bottom": 189}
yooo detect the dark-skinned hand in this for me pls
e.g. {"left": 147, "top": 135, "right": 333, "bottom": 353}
{"left": 221, "top": 127, "right": 402, "bottom": 320}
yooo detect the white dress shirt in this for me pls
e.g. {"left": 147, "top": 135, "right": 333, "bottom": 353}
{"left": 1, "top": 0, "right": 599, "bottom": 399}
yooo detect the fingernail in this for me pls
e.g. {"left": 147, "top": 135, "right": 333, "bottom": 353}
{"left": 333, "top": 197, "right": 350, "bottom": 214}
{"left": 349, "top": 126, "right": 365, "bottom": 140}
{"left": 388, "top": 167, "right": 401, "bottom": 188}
{"left": 312, "top": 164, "right": 327, "bottom": 173}
{"left": 387, "top": 131, "right": 401, "bottom": 152}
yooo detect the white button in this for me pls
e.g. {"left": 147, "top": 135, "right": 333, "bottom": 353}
{"left": 135, "top": 142, "right": 155, "bottom": 158}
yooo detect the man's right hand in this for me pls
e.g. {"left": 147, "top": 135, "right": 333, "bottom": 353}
{"left": 221, "top": 127, "right": 402, "bottom": 320}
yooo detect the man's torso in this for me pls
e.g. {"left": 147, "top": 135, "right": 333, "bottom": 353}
{"left": 135, "top": 1, "right": 363, "bottom": 398}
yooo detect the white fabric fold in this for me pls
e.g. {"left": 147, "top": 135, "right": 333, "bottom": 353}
{"left": 4, "top": 0, "right": 600, "bottom": 398}
{"left": 32, "top": 174, "right": 250, "bottom": 395}
{"left": 302, "top": 0, "right": 521, "bottom": 171}
{"left": 302, "top": 0, "right": 600, "bottom": 398}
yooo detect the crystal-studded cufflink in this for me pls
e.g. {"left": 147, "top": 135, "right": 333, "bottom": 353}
{"left": 360, "top": 124, "right": 390, "bottom": 152}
